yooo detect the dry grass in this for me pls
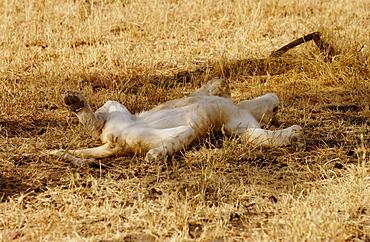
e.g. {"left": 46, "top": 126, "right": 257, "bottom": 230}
{"left": 1, "top": 0, "right": 370, "bottom": 241}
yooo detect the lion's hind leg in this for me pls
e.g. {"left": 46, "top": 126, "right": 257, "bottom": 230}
{"left": 242, "top": 125, "right": 305, "bottom": 149}
{"left": 236, "top": 93, "right": 280, "bottom": 128}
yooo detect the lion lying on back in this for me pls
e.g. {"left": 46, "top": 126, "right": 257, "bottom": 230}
{"left": 52, "top": 78, "right": 304, "bottom": 166}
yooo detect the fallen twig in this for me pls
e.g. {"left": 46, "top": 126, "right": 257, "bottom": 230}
{"left": 270, "top": 32, "right": 336, "bottom": 61}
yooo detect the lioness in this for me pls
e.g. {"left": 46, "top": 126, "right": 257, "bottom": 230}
{"left": 52, "top": 78, "right": 304, "bottom": 166}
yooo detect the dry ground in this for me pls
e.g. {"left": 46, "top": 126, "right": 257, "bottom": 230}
{"left": 1, "top": 0, "right": 370, "bottom": 241}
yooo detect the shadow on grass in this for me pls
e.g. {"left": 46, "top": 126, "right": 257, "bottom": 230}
{"left": 0, "top": 118, "right": 71, "bottom": 138}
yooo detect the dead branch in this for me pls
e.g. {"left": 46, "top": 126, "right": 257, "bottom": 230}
{"left": 270, "top": 32, "right": 336, "bottom": 61}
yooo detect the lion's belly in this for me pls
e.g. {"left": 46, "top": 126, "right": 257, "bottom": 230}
{"left": 137, "top": 96, "right": 235, "bottom": 136}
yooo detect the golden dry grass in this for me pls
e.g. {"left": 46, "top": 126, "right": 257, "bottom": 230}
{"left": 1, "top": 0, "right": 370, "bottom": 241}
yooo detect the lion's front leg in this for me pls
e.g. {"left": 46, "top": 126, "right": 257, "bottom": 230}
{"left": 50, "top": 139, "right": 122, "bottom": 166}
{"left": 144, "top": 126, "right": 196, "bottom": 162}
{"left": 242, "top": 125, "right": 305, "bottom": 149}
{"left": 63, "top": 90, "right": 105, "bottom": 138}
{"left": 145, "top": 147, "right": 168, "bottom": 163}
{"left": 50, "top": 150, "right": 99, "bottom": 167}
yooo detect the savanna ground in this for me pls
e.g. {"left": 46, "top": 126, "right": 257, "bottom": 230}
{"left": 0, "top": 0, "right": 370, "bottom": 241}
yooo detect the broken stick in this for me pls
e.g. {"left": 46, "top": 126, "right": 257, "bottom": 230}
{"left": 270, "top": 32, "right": 336, "bottom": 61}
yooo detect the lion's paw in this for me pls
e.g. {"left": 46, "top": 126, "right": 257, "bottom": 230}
{"left": 48, "top": 149, "right": 98, "bottom": 167}
{"left": 145, "top": 148, "right": 167, "bottom": 163}
{"left": 63, "top": 90, "right": 87, "bottom": 113}
{"left": 289, "top": 125, "right": 306, "bottom": 150}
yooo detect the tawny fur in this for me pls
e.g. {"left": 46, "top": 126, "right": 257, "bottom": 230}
{"left": 51, "top": 78, "right": 304, "bottom": 166}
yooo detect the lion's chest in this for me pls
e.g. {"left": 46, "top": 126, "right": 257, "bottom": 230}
{"left": 99, "top": 96, "right": 237, "bottom": 154}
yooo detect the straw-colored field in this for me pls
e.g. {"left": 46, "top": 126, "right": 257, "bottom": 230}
{"left": 1, "top": 0, "right": 370, "bottom": 241}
